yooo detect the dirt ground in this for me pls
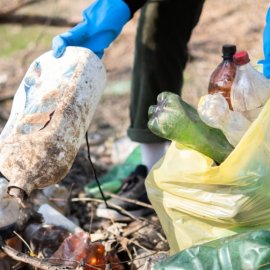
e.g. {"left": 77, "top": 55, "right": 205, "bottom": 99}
{"left": 0, "top": 0, "right": 269, "bottom": 268}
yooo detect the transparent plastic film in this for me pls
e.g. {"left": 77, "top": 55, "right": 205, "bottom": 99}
{"left": 153, "top": 230, "right": 270, "bottom": 270}
{"left": 146, "top": 98, "right": 270, "bottom": 254}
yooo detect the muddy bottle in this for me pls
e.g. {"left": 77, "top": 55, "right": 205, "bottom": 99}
{"left": 208, "top": 44, "right": 237, "bottom": 109}
{"left": 0, "top": 47, "right": 107, "bottom": 204}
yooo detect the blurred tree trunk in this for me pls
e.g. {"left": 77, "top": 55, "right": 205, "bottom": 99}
{"left": 0, "top": 0, "right": 44, "bottom": 15}
{"left": 0, "top": 0, "right": 78, "bottom": 26}
{"left": 0, "top": 14, "right": 77, "bottom": 26}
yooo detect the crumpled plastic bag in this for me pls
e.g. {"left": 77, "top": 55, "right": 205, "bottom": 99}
{"left": 153, "top": 230, "right": 270, "bottom": 270}
{"left": 146, "top": 98, "right": 270, "bottom": 254}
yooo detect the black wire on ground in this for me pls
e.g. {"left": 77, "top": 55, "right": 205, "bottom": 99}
{"left": 85, "top": 132, "right": 109, "bottom": 208}
{"left": 85, "top": 132, "right": 137, "bottom": 219}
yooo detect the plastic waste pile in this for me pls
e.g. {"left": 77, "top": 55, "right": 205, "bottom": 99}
{"left": 0, "top": 47, "right": 106, "bottom": 203}
{"left": 146, "top": 45, "right": 270, "bottom": 270}
{"left": 0, "top": 182, "right": 124, "bottom": 270}
{"left": 198, "top": 50, "right": 270, "bottom": 146}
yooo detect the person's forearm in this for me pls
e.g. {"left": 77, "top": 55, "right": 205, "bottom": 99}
{"left": 123, "top": 0, "right": 147, "bottom": 15}
{"left": 52, "top": 0, "right": 143, "bottom": 58}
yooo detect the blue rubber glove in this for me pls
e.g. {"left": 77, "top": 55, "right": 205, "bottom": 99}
{"left": 52, "top": 0, "right": 131, "bottom": 59}
{"left": 260, "top": 6, "right": 270, "bottom": 78}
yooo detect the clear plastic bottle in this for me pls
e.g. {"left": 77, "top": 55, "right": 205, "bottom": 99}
{"left": 198, "top": 93, "right": 251, "bottom": 147}
{"left": 208, "top": 44, "right": 237, "bottom": 109}
{"left": 231, "top": 51, "right": 270, "bottom": 121}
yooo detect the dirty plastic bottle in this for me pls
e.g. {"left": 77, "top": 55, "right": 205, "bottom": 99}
{"left": 208, "top": 44, "right": 237, "bottom": 109}
{"left": 0, "top": 47, "right": 107, "bottom": 203}
{"left": 231, "top": 50, "right": 270, "bottom": 121}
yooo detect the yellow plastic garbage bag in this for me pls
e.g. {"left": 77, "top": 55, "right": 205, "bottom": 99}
{"left": 146, "top": 98, "right": 270, "bottom": 254}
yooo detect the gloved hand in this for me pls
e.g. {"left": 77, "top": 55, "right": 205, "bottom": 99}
{"left": 260, "top": 6, "right": 270, "bottom": 78}
{"left": 52, "top": 0, "right": 131, "bottom": 59}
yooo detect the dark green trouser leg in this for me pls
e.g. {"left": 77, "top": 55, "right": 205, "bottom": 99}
{"left": 128, "top": 0, "right": 205, "bottom": 143}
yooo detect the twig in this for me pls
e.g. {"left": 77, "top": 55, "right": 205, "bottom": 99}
{"left": 123, "top": 223, "right": 148, "bottom": 238}
{"left": 46, "top": 258, "right": 101, "bottom": 270}
{"left": 129, "top": 239, "right": 155, "bottom": 253}
{"left": 104, "top": 192, "right": 154, "bottom": 209}
{"left": 72, "top": 197, "right": 157, "bottom": 226}
{"left": 118, "top": 237, "right": 133, "bottom": 261}
{"left": 89, "top": 203, "right": 94, "bottom": 235}
{"left": 13, "top": 261, "right": 26, "bottom": 270}
{"left": 13, "top": 231, "right": 35, "bottom": 256}
{"left": 156, "top": 232, "right": 166, "bottom": 242}
{"left": 138, "top": 217, "right": 162, "bottom": 228}
{"left": 71, "top": 197, "right": 139, "bottom": 221}
{"left": 71, "top": 197, "right": 104, "bottom": 204}
{"left": 0, "top": 239, "right": 72, "bottom": 270}
{"left": 141, "top": 258, "right": 152, "bottom": 270}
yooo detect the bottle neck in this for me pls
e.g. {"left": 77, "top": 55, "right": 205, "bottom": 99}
{"left": 222, "top": 56, "right": 234, "bottom": 61}
{"left": 236, "top": 62, "right": 252, "bottom": 70}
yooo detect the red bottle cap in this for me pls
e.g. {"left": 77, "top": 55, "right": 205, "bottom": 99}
{"left": 233, "top": 51, "right": 250, "bottom": 65}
